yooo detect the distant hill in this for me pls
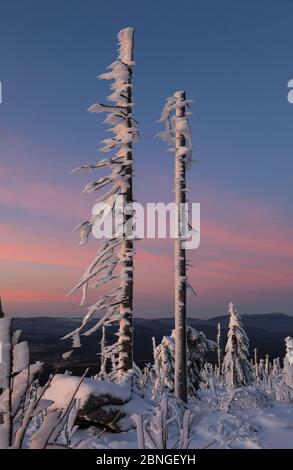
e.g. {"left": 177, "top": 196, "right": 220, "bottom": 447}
{"left": 11, "top": 313, "right": 293, "bottom": 377}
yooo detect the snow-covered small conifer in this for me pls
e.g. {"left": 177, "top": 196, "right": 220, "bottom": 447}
{"left": 222, "top": 302, "right": 254, "bottom": 389}
{"left": 153, "top": 327, "right": 215, "bottom": 396}
{"left": 284, "top": 336, "right": 293, "bottom": 387}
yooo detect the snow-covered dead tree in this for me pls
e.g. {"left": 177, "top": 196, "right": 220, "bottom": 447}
{"left": 159, "top": 91, "right": 193, "bottom": 403}
{"left": 99, "top": 325, "right": 108, "bottom": 379}
{"left": 0, "top": 317, "right": 37, "bottom": 448}
{"left": 272, "top": 358, "right": 281, "bottom": 377}
{"left": 222, "top": 302, "right": 254, "bottom": 389}
{"left": 153, "top": 327, "right": 215, "bottom": 396}
{"left": 265, "top": 354, "right": 270, "bottom": 376}
{"left": 0, "top": 318, "right": 83, "bottom": 449}
{"left": 63, "top": 28, "right": 138, "bottom": 379}
{"left": 254, "top": 348, "right": 259, "bottom": 380}
{"left": 258, "top": 358, "right": 265, "bottom": 380}
{"left": 216, "top": 323, "right": 222, "bottom": 376}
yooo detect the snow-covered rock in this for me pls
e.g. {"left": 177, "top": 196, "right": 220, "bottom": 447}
{"left": 44, "top": 374, "right": 131, "bottom": 409}
{"left": 43, "top": 374, "right": 152, "bottom": 432}
{"left": 44, "top": 374, "right": 132, "bottom": 430}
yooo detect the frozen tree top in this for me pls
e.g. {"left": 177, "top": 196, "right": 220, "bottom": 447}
{"left": 117, "top": 27, "right": 135, "bottom": 65}
{"left": 228, "top": 302, "right": 240, "bottom": 326}
{"left": 173, "top": 90, "right": 186, "bottom": 99}
{"left": 158, "top": 90, "right": 193, "bottom": 168}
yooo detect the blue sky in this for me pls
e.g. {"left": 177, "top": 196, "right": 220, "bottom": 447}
{"left": 0, "top": 0, "right": 293, "bottom": 317}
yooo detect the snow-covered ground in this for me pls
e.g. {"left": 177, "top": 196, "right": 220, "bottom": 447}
{"left": 190, "top": 397, "right": 293, "bottom": 449}
{"left": 72, "top": 391, "right": 293, "bottom": 449}
{"left": 2, "top": 315, "right": 293, "bottom": 449}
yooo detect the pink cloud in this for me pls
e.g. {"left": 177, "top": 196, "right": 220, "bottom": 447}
{"left": 202, "top": 220, "right": 293, "bottom": 258}
{"left": 1, "top": 137, "right": 293, "bottom": 316}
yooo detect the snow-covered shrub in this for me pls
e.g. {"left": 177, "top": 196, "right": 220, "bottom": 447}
{"left": 222, "top": 387, "right": 269, "bottom": 413}
{"left": 222, "top": 302, "right": 254, "bottom": 389}
{"left": 206, "top": 414, "right": 261, "bottom": 449}
{"left": 119, "top": 363, "right": 151, "bottom": 398}
{"left": 201, "top": 363, "right": 214, "bottom": 386}
{"left": 153, "top": 326, "right": 215, "bottom": 396}
{"left": 134, "top": 395, "right": 193, "bottom": 449}
{"left": 269, "top": 374, "right": 293, "bottom": 403}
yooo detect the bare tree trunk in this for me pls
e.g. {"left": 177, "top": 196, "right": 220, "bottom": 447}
{"left": 174, "top": 91, "right": 187, "bottom": 403}
{"left": 99, "top": 325, "right": 107, "bottom": 377}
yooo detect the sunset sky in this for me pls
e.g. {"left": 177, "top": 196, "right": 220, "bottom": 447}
{"left": 0, "top": 0, "right": 293, "bottom": 318}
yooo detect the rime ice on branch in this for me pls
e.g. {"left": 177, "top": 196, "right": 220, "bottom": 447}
{"left": 159, "top": 91, "right": 193, "bottom": 403}
{"left": 63, "top": 27, "right": 138, "bottom": 379}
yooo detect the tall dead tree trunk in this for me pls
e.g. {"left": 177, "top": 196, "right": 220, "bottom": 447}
{"left": 118, "top": 57, "right": 134, "bottom": 374}
{"left": 174, "top": 91, "right": 188, "bottom": 403}
{"left": 159, "top": 90, "right": 193, "bottom": 403}
{"left": 217, "top": 322, "right": 222, "bottom": 375}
